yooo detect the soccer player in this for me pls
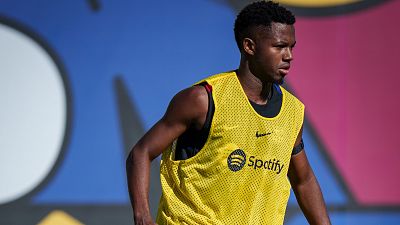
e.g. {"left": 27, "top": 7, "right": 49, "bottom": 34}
{"left": 126, "top": 1, "right": 331, "bottom": 224}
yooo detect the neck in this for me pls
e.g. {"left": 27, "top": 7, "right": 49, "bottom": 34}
{"left": 236, "top": 57, "right": 273, "bottom": 105}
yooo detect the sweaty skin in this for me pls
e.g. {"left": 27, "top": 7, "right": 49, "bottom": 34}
{"left": 126, "top": 22, "right": 331, "bottom": 225}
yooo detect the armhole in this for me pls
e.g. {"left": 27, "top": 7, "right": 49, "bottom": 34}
{"left": 201, "top": 82, "right": 214, "bottom": 132}
{"left": 173, "top": 82, "right": 214, "bottom": 160}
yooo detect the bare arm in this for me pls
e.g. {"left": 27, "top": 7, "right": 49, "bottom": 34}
{"left": 126, "top": 86, "right": 208, "bottom": 225}
{"left": 288, "top": 126, "right": 331, "bottom": 225}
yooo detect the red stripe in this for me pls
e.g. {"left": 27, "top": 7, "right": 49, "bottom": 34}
{"left": 204, "top": 83, "right": 212, "bottom": 93}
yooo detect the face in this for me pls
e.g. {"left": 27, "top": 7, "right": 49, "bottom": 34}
{"left": 245, "top": 22, "right": 296, "bottom": 84}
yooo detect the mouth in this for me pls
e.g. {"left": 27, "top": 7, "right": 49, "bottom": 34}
{"left": 278, "top": 64, "right": 290, "bottom": 76}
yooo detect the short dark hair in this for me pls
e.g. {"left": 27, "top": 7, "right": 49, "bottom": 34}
{"left": 234, "top": 1, "right": 296, "bottom": 51}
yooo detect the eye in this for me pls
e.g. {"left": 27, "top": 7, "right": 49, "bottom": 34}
{"left": 275, "top": 44, "right": 286, "bottom": 49}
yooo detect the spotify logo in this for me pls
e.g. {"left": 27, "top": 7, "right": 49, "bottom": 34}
{"left": 227, "top": 149, "right": 246, "bottom": 172}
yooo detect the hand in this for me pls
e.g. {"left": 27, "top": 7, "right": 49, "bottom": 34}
{"left": 134, "top": 214, "right": 157, "bottom": 225}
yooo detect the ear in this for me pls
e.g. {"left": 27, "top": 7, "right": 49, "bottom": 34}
{"left": 243, "top": 38, "right": 256, "bottom": 55}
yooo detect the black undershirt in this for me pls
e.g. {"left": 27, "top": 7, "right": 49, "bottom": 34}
{"left": 174, "top": 83, "right": 302, "bottom": 160}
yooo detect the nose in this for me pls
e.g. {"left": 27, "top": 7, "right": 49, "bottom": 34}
{"left": 283, "top": 47, "right": 293, "bottom": 62}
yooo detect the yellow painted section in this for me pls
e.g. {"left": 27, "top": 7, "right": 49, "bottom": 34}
{"left": 277, "top": 0, "right": 361, "bottom": 7}
{"left": 37, "top": 210, "right": 84, "bottom": 225}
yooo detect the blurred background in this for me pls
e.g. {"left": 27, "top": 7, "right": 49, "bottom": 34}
{"left": 1, "top": 0, "right": 400, "bottom": 224}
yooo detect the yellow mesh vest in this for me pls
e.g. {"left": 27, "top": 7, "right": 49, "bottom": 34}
{"left": 156, "top": 71, "right": 304, "bottom": 225}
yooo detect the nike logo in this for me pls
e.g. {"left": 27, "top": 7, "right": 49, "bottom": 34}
{"left": 256, "top": 131, "right": 272, "bottom": 138}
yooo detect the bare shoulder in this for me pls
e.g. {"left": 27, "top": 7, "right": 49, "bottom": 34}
{"left": 173, "top": 85, "right": 208, "bottom": 106}
{"left": 164, "top": 85, "right": 209, "bottom": 129}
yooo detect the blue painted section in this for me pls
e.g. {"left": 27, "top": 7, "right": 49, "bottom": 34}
{"left": 287, "top": 212, "right": 400, "bottom": 225}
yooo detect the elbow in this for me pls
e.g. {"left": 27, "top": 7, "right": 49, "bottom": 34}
{"left": 290, "top": 169, "right": 316, "bottom": 190}
{"left": 126, "top": 150, "right": 133, "bottom": 167}
{"left": 126, "top": 144, "right": 141, "bottom": 169}
{"left": 293, "top": 174, "right": 319, "bottom": 194}
{"left": 126, "top": 143, "right": 141, "bottom": 166}
{"left": 125, "top": 149, "right": 136, "bottom": 176}
{"left": 126, "top": 145, "right": 142, "bottom": 168}
{"left": 126, "top": 145, "right": 153, "bottom": 168}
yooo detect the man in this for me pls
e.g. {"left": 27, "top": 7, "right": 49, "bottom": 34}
{"left": 126, "top": 1, "right": 331, "bottom": 224}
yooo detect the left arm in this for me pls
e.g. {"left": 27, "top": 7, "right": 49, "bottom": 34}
{"left": 288, "top": 126, "right": 331, "bottom": 225}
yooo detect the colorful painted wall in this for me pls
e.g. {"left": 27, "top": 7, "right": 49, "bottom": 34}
{"left": 1, "top": 0, "right": 399, "bottom": 224}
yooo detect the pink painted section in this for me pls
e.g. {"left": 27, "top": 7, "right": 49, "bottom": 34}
{"left": 287, "top": 1, "right": 400, "bottom": 204}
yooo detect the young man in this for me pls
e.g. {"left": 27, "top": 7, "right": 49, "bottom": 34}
{"left": 126, "top": 1, "right": 331, "bottom": 224}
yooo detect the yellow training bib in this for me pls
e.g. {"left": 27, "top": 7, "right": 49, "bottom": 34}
{"left": 157, "top": 71, "right": 304, "bottom": 225}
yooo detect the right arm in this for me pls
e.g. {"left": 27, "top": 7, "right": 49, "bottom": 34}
{"left": 126, "top": 85, "right": 209, "bottom": 224}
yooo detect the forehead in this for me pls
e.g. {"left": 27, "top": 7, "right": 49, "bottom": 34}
{"left": 255, "top": 22, "right": 295, "bottom": 42}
